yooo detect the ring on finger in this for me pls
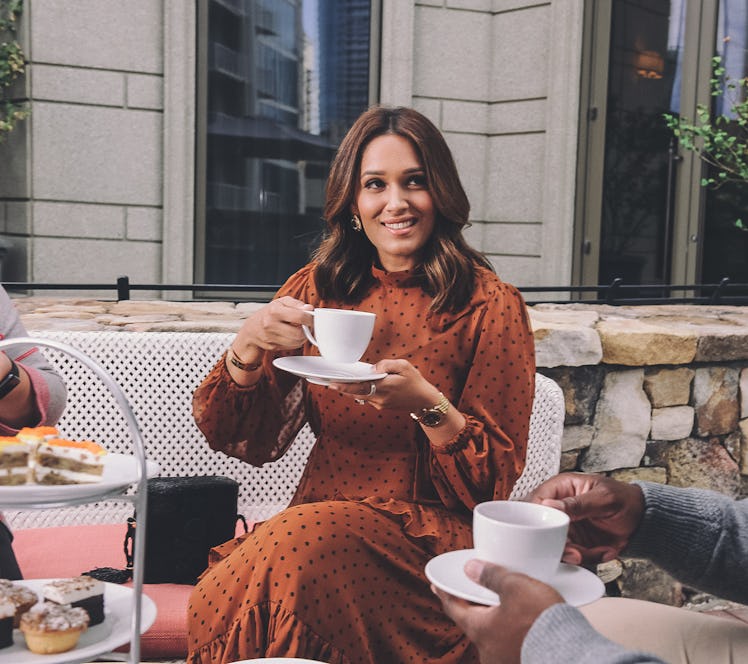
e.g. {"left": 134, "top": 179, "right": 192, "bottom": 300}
{"left": 367, "top": 382, "right": 376, "bottom": 397}
{"left": 354, "top": 398, "right": 365, "bottom": 405}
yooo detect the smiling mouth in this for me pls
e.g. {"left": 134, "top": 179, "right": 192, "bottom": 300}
{"left": 383, "top": 219, "right": 416, "bottom": 230}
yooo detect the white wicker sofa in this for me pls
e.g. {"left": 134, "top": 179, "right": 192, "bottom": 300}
{"left": 8, "top": 330, "right": 565, "bottom": 660}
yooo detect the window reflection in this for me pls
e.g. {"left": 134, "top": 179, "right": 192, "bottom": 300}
{"left": 203, "top": 0, "right": 372, "bottom": 285}
{"left": 598, "top": 0, "right": 678, "bottom": 287}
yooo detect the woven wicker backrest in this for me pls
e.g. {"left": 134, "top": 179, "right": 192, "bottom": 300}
{"left": 509, "top": 373, "right": 564, "bottom": 500}
{"left": 6, "top": 331, "right": 563, "bottom": 528}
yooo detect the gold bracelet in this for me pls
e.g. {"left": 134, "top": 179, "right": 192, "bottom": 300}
{"left": 228, "top": 346, "right": 262, "bottom": 372}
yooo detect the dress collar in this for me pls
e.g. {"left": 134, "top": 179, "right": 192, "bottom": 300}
{"left": 370, "top": 264, "right": 491, "bottom": 331}
{"left": 371, "top": 264, "right": 420, "bottom": 288}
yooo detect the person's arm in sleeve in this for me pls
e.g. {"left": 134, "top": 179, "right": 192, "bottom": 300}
{"left": 522, "top": 604, "right": 665, "bottom": 664}
{"left": 436, "top": 558, "right": 663, "bottom": 664}
{"left": 428, "top": 282, "right": 536, "bottom": 508}
{"left": 0, "top": 287, "right": 67, "bottom": 432}
{"left": 625, "top": 482, "right": 748, "bottom": 604}
{"left": 192, "top": 267, "right": 316, "bottom": 466}
{"left": 531, "top": 474, "right": 748, "bottom": 605}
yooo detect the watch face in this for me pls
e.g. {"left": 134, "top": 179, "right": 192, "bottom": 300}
{"left": 420, "top": 409, "right": 444, "bottom": 427}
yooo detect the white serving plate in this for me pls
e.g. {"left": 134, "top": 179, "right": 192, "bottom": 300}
{"left": 0, "top": 455, "right": 159, "bottom": 506}
{"left": 0, "top": 578, "right": 157, "bottom": 663}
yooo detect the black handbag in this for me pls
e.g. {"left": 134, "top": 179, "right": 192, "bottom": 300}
{"left": 86, "top": 476, "right": 248, "bottom": 585}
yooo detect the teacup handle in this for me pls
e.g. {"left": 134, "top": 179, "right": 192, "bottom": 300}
{"left": 302, "top": 312, "right": 318, "bottom": 348}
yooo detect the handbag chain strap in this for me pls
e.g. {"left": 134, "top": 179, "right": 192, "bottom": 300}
{"left": 124, "top": 516, "right": 136, "bottom": 573}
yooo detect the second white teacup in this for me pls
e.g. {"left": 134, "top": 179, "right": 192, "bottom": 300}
{"left": 302, "top": 308, "right": 376, "bottom": 364}
{"left": 472, "top": 500, "right": 570, "bottom": 583}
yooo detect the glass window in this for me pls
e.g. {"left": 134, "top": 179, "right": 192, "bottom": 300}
{"left": 701, "top": 0, "right": 748, "bottom": 287}
{"left": 197, "top": 0, "right": 375, "bottom": 288}
{"left": 597, "top": 0, "right": 681, "bottom": 287}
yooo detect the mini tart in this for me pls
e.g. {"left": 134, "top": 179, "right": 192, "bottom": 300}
{"left": 19, "top": 602, "right": 90, "bottom": 655}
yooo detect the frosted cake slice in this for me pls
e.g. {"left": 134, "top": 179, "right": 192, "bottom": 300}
{"left": 34, "top": 439, "right": 107, "bottom": 485}
{"left": 0, "top": 436, "right": 30, "bottom": 485}
{"left": 42, "top": 575, "right": 105, "bottom": 626}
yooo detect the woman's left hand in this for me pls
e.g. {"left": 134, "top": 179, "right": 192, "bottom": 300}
{"left": 329, "top": 358, "right": 440, "bottom": 412}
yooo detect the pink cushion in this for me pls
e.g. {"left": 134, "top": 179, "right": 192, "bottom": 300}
{"left": 13, "top": 523, "right": 191, "bottom": 658}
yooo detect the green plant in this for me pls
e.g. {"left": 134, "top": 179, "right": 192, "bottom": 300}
{"left": 0, "top": 0, "right": 29, "bottom": 141}
{"left": 664, "top": 54, "right": 748, "bottom": 231}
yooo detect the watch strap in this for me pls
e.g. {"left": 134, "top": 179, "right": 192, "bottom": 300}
{"left": 0, "top": 359, "right": 21, "bottom": 399}
{"left": 410, "top": 392, "right": 450, "bottom": 427}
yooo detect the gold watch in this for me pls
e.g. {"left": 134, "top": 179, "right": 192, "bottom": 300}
{"left": 410, "top": 393, "right": 450, "bottom": 427}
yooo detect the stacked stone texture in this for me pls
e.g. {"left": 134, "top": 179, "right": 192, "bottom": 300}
{"left": 12, "top": 296, "right": 748, "bottom": 608}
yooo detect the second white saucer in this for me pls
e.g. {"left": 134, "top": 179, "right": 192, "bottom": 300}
{"left": 425, "top": 548, "right": 605, "bottom": 607}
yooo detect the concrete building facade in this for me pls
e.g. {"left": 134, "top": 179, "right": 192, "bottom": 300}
{"left": 0, "top": 0, "right": 591, "bottom": 292}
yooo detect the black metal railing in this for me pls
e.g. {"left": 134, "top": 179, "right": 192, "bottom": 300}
{"left": 3, "top": 276, "right": 748, "bottom": 306}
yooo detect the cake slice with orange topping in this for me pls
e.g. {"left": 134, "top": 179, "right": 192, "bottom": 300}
{"left": 0, "top": 436, "right": 31, "bottom": 485}
{"left": 33, "top": 438, "right": 107, "bottom": 485}
{"left": 17, "top": 426, "right": 60, "bottom": 446}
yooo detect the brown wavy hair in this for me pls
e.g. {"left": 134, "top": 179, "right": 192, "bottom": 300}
{"left": 313, "top": 105, "right": 494, "bottom": 313}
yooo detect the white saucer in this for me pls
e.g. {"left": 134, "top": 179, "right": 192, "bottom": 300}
{"left": 273, "top": 355, "right": 387, "bottom": 386}
{"left": 425, "top": 548, "right": 605, "bottom": 607}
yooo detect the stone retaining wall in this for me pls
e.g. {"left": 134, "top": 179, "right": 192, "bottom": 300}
{"left": 11, "top": 296, "right": 748, "bottom": 607}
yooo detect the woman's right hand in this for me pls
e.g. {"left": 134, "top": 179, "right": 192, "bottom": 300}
{"left": 227, "top": 297, "right": 314, "bottom": 383}
{"left": 237, "top": 296, "right": 314, "bottom": 353}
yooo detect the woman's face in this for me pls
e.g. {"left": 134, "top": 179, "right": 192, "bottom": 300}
{"left": 352, "top": 133, "right": 436, "bottom": 272}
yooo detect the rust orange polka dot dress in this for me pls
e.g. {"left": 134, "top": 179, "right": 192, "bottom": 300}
{"left": 189, "top": 262, "right": 535, "bottom": 664}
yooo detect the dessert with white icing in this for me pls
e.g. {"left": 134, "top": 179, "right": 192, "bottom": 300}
{"left": 43, "top": 575, "right": 105, "bottom": 626}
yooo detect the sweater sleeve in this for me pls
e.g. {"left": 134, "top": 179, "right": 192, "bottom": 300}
{"left": 624, "top": 481, "right": 748, "bottom": 604}
{"left": 0, "top": 288, "right": 68, "bottom": 434}
{"left": 522, "top": 604, "right": 665, "bottom": 664}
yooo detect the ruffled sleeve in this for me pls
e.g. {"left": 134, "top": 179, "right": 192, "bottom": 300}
{"left": 192, "top": 264, "right": 320, "bottom": 466}
{"left": 427, "top": 279, "right": 535, "bottom": 509}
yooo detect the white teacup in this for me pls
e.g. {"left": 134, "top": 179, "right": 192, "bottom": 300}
{"left": 472, "top": 500, "right": 570, "bottom": 583}
{"left": 302, "top": 308, "right": 376, "bottom": 364}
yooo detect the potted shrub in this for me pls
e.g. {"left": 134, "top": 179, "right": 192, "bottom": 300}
{"left": 664, "top": 50, "right": 748, "bottom": 233}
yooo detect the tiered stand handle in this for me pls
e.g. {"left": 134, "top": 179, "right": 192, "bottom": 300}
{"left": 0, "top": 337, "right": 149, "bottom": 664}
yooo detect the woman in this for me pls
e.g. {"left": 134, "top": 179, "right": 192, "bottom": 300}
{"left": 0, "top": 285, "right": 68, "bottom": 578}
{"left": 189, "top": 106, "right": 536, "bottom": 663}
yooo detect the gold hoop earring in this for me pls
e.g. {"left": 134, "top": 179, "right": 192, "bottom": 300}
{"left": 351, "top": 214, "right": 362, "bottom": 232}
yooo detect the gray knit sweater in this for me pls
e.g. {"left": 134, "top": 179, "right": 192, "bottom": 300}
{"left": 522, "top": 481, "right": 748, "bottom": 663}
{"left": 0, "top": 286, "right": 67, "bottom": 434}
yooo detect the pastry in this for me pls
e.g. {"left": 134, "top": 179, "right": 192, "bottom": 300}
{"left": 0, "top": 579, "right": 37, "bottom": 627}
{"left": 0, "top": 436, "right": 30, "bottom": 485}
{"left": 0, "top": 596, "right": 13, "bottom": 649}
{"left": 34, "top": 438, "right": 107, "bottom": 485}
{"left": 43, "top": 575, "right": 105, "bottom": 626}
{"left": 19, "top": 601, "right": 89, "bottom": 654}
